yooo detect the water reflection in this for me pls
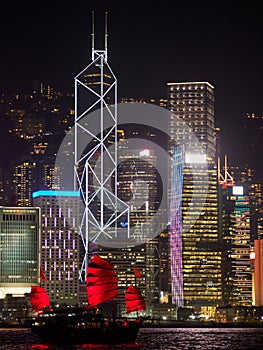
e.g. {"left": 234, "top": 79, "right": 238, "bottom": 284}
{"left": 1, "top": 327, "right": 263, "bottom": 350}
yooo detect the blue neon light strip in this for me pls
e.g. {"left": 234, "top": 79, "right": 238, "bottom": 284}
{"left": 32, "top": 190, "right": 80, "bottom": 198}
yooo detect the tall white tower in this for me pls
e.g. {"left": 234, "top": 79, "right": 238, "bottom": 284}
{"left": 74, "top": 13, "right": 129, "bottom": 281}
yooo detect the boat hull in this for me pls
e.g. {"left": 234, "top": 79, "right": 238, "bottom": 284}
{"left": 32, "top": 322, "right": 141, "bottom": 344}
{"left": 31, "top": 308, "right": 143, "bottom": 344}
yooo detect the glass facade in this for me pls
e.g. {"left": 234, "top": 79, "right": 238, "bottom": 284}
{"left": 0, "top": 207, "right": 40, "bottom": 298}
{"left": 116, "top": 145, "right": 160, "bottom": 308}
{"left": 221, "top": 187, "right": 252, "bottom": 306}
{"left": 167, "top": 82, "right": 221, "bottom": 315}
{"left": 182, "top": 162, "right": 221, "bottom": 310}
{"left": 168, "top": 82, "right": 215, "bottom": 158}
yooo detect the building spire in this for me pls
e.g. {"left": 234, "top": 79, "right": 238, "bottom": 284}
{"left": 91, "top": 11, "right": 95, "bottom": 60}
{"left": 105, "top": 11, "right": 108, "bottom": 61}
{"left": 91, "top": 11, "right": 108, "bottom": 62}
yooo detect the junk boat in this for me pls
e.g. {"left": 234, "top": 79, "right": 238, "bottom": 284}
{"left": 31, "top": 254, "right": 146, "bottom": 344}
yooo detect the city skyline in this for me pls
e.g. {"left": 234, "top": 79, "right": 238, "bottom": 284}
{"left": 0, "top": 1, "right": 263, "bottom": 173}
{"left": 1, "top": 2, "right": 263, "bottom": 325}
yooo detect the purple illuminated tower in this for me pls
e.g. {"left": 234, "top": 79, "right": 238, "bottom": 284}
{"left": 170, "top": 145, "right": 184, "bottom": 306}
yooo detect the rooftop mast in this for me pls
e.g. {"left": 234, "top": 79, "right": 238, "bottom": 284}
{"left": 218, "top": 155, "right": 235, "bottom": 188}
{"left": 105, "top": 11, "right": 108, "bottom": 62}
{"left": 91, "top": 11, "right": 95, "bottom": 60}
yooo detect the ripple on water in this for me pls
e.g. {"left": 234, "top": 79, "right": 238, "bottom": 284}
{"left": 136, "top": 328, "right": 263, "bottom": 350}
{"left": 1, "top": 327, "right": 263, "bottom": 350}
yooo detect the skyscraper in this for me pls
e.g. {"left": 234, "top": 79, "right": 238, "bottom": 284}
{"left": 168, "top": 82, "right": 215, "bottom": 157}
{"left": 12, "top": 161, "right": 38, "bottom": 206}
{"left": 67, "top": 15, "right": 165, "bottom": 316}
{"left": 73, "top": 14, "right": 130, "bottom": 281}
{"left": 0, "top": 206, "right": 41, "bottom": 299}
{"left": 104, "top": 140, "right": 160, "bottom": 310}
{"left": 221, "top": 185, "right": 252, "bottom": 306}
{"left": 167, "top": 82, "right": 221, "bottom": 317}
{"left": 11, "top": 158, "right": 60, "bottom": 207}
{"left": 32, "top": 190, "right": 80, "bottom": 306}
{"left": 116, "top": 122, "right": 170, "bottom": 310}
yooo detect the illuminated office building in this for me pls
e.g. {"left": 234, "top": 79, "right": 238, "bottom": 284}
{"left": 230, "top": 165, "right": 263, "bottom": 241}
{"left": 117, "top": 147, "right": 159, "bottom": 237}
{"left": 0, "top": 206, "right": 41, "bottom": 299}
{"left": 12, "top": 161, "right": 38, "bottom": 206}
{"left": 221, "top": 186, "right": 252, "bottom": 306}
{"left": 167, "top": 82, "right": 215, "bottom": 157}
{"left": 32, "top": 190, "right": 80, "bottom": 306}
{"left": 11, "top": 156, "right": 59, "bottom": 207}
{"left": 95, "top": 246, "right": 147, "bottom": 316}
{"left": 167, "top": 82, "right": 221, "bottom": 316}
{"left": 116, "top": 145, "right": 160, "bottom": 309}
{"left": 41, "top": 163, "right": 60, "bottom": 190}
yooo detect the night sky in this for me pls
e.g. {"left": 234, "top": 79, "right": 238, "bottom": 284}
{"left": 1, "top": 1, "right": 263, "bottom": 172}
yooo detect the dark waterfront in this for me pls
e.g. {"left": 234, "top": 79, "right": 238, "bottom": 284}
{"left": 1, "top": 328, "right": 263, "bottom": 350}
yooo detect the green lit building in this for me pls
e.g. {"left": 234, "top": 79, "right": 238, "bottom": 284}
{"left": 0, "top": 206, "right": 41, "bottom": 298}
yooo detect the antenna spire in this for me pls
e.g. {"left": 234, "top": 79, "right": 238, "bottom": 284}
{"left": 91, "top": 11, "right": 95, "bottom": 60}
{"left": 105, "top": 11, "right": 108, "bottom": 61}
{"left": 90, "top": 11, "right": 108, "bottom": 62}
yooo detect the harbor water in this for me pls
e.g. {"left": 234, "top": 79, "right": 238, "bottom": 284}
{"left": 1, "top": 327, "right": 263, "bottom": 349}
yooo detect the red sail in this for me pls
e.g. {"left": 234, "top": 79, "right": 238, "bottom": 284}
{"left": 40, "top": 267, "right": 48, "bottom": 282}
{"left": 30, "top": 286, "right": 50, "bottom": 312}
{"left": 86, "top": 255, "right": 118, "bottom": 307}
{"left": 125, "top": 285, "right": 146, "bottom": 313}
{"left": 133, "top": 266, "right": 142, "bottom": 279}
